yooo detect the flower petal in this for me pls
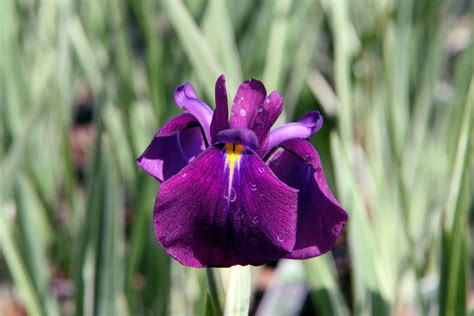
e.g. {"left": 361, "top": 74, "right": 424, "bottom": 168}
{"left": 216, "top": 128, "right": 259, "bottom": 151}
{"left": 252, "top": 91, "right": 283, "bottom": 154}
{"left": 268, "top": 139, "right": 348, "bottom": 259}
{"left": 174, "top": 82, "right": 213, "bottom": 143}
{"left": 210, "top": 74, "right": 230, "bottom": 143}
{"left": 230, "top": 79, "right": 266, "bottom": 130}
{"left": 264, "top": 111, "right": 323, "bottom": 156}
{"left": 154, "top": 145, "right": 298, "bottom": 267}
{"left": 136, "top": 113, "right": 205, "bottom": 182}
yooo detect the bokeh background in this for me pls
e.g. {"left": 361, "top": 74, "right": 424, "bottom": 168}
{"left": 1, "top": 0, "right": 473, "bottom": 315}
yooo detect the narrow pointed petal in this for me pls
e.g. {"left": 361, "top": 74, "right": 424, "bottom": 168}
{"left": 210, "top": 74, "right": 230, "bottom": 143}
{"left": 268, "top": 139, "right": 348, "bottom": 259}
{"left": 136, "top": 113, "right": 205, "bottom": 182}
{"left": 154, "top": 146, "right": 298, "bottom": 267}
{"left": 174, "top": 82, "right": 213, "bottom": 143}
{"left": 230, "top": 79, "right": 266, "bottom": 129}
{"left": 252, "top": 91, "right": 283, "bottom": 155}
{"left": 265, "top": 111, "right": 323, "bottom": 156}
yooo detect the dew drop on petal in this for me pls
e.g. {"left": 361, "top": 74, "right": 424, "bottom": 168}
{"left": 277, "top": 235, "right": 284, "bottom": 243}
{"left": 258, "top": 167, "right": 265, "bottom": 173}
{"left": 265, "top": 98, "right": 271, "bottom": 104}
{"left": 181, "top": 173, "right": 187, "bottom": 177}
{"left": 230, "top": 188, "right": 237, "bottom": 202}
{"left": 240, "top": 109, "right": 246, "bottom": 117}
{"left": 252, "top": 216, "right": 259, "bottom": 224}
{"left": 249, "top": 183, "right": 257, "bottom": 191}
{"left": 235, "top": 209, "right": 244, "bottom": 219}
{"left": 332, "top": 223, "right": 342, "bottom": 236}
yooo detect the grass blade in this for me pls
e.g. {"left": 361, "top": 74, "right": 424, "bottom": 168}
{"left": 0, "top": 206, "right": 44, "bottom": 316}
{"left": 202, "top": 0, "right": 243, "bottom": 92}
{"left": 439, "top": 76, "right": 474, "bottom": 316}
{"left": 262, "top": 0, "right": 291, "bottom": 93}
{"left": 304, "top": 254, "right": 349, "bottom": 316}
{"left": 161, "top": 0, "right": 222, "bottom": 99}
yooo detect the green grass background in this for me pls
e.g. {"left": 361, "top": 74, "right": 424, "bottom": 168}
{"left": 0, "top": 0, "right": 473, "bottom": 315}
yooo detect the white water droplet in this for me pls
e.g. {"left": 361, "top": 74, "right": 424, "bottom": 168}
{"left": 332, "top": 223, "right": 342, "bottom": 235}
{"left": 258, "top": 167, "right": 265, "bottom": 173}
{"left": 249, "top": 183, "right": 257, "bottom": 191}
{"left": 240, "top": 109, "right": 246, "bottom": 117}
{"left": 240, "top": 96, "right": 244, "bottom": 101}
{"left": 230, "top": 188, "right": 237, "bottom": 202}
{"left": 181, "top": 173, "right": 187, "bottom": 177}
{"left": 277, "top": 235, "right": 284, "bottom": 243}
{"left": 235, "top": 209, "right": 244, "bottom": 219}
{"left": 258, "top": 107, "right": 264, "bottom": 113}
{"left": 265, "top": 98, "right": 271, "bottom": 104}
{"left": 252, "top": 216, "right": 259, "bottom": 224}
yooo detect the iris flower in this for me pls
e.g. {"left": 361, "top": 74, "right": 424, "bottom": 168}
{"left": 137, "top": 75, "right": 348, "bottom": 267}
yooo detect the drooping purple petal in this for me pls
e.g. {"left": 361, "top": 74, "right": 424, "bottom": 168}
{"left": 268, "top": 139, "right": 347, "bottom": 259}
{"left": 230, "top": 79, "right": 266, "bottom": 130}
{"left": 264, "top": 111, "right": 323, "bottom": 156}
{"left": 136, "top": 113, "right": 205, "bottom": 182}
{"left": 252, "top": 91, "right": 283, "bottom": 153}
{"left": 174, "top": 82, "right": 213, "bottom": 143}
{"left": 210, "top": 74, "right": 230, "bottom": 143}
{"left": 153, "top": 145, "right": 298, "bottom": 267}
{"left": 216, "top": 129, "right": 259, "bottom": 151}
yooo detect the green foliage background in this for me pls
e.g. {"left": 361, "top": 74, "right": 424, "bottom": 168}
{"left": 0, "top": 0, "right": 473, "bottom": 315}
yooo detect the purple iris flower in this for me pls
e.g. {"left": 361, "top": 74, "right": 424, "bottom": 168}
{"left": 137, "top": 75, "right": 348, "bottom": 267}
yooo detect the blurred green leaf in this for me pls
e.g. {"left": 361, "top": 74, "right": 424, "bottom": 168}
{"left": 305, "top": 255, "right": 349, "bottom": 316}
{"left": 161, "top": 0, "right": 222, "bottom": 99}
{"left": 262, "top": 0, "right": 291, "bottom": 94}
{"left": 439, "top": 76, "right": 473, "bottom": 316}
{"left": 203, "top": 291, "right": 216, "bottom": 316}
{"left": 202, "top": 0, "right": 242, "bottom": 93}
{"left": 0, "top": 206, "right": 44, "bottom": 316}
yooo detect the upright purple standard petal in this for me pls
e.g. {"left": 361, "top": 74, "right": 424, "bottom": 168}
{"left": 265, "top": 111, "right": 323, "bottom": 156}
{"left": 154, "top": 146, "right": 298, "bottom": 267}
{"left": 230, "top": 79, "right": 266, "bottom": 129}
{"left": 268, "top": 139, "right": 348, "bottom": 259}
{"left": 174, "top": 82, "right": 213, "bottom": 143}
{"left": 136, "top": 113, "right": 205, "bottom": 182}
{"left": 210, "top": 74, "right": 230, "bottom": 143}
{"left": 252, "top": 91, "right": 283, "bottom": 155}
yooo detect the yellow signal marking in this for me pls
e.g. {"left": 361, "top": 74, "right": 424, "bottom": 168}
{"left": 224, "top": 144, "right": 244, "bottom": 191}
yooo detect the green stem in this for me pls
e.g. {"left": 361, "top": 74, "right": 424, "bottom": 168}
{"left": 206, "top": 268, "right": 223, "bottom": 315}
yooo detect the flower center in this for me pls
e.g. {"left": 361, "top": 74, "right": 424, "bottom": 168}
{"left": 224, "top": 144, "right": 244, "bottom": 193}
